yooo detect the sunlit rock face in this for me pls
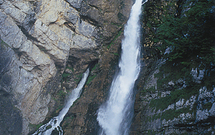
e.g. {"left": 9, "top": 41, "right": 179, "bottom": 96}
{"left": 0, "top": 0, "right": 133, "bottom": 134}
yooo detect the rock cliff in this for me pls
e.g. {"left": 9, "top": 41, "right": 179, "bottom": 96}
{"left": 1, "top": 0, "right": 214, "bottom": 134}
{"left": 132, "top": 59, "right": 215, "bottom": 134}
{"left": 0, "top": 0, "right": 132, "bottom": 134}
{"left": 131, "top": 0, "right": 215, "bottom": 134}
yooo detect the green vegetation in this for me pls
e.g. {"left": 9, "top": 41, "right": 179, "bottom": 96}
{"left": 140, "top": 0, "right": 215, "bottom": 132}
{"left": 142, "top": 86, "right": 156, "bottom": 93}
{"left": 107, "top": 29, "right": 123, "bottom": 49}
{"left": 203, "top": 102, "right": 213, "bottom": 110}
{"left": 73, "top": 73, "right": 83, "bottom": 83}
{"left": 161, "top": 107, "right": 193, "bottom": 121}
{"left": 62, "top": 66, "right": 74, "bottom": 80}
{"left": 113, "top": 52, "right": 119, "bottom": 56}
{"left": 56, "top": 89, "right": 67, "bottom": 97}
{"left": 66, "top": 66, "right": 74, "bottom": 72}
{"left": 147, "top": 103, "right": 197, "bottom": 122}
{"left": 86, "top": 64, "right": 98, "bottom": 85}
{"left": 156, "top": 1, "right": 215, "bottom": 65}
{"left": 91, "top": 63, "right": 98, "bottom": 71}
{"left": 29, "top": 123, "right": 43, "bottom": 131}
{"left": 62, "top": 73, "right": 71, "bottom": 78}
{"left": 149, "top": 87, "right": 199, "bottom": 111}
{"left": 1, "top": 39, "right": 5, "bottom": 44}
{"left": 0, "top": 39, "right": 11, "bottom": 48}
{"left": 111, "top": 22, "right": 123, "bottom": 27}
{"left": 143, "top": 0, "right": 215, "bottom": 89}
{"left": 86, "top": 75, "right": 96, "bottom": 85}
{"left": 64, "top": 115, "right": 74, "bottom": 121}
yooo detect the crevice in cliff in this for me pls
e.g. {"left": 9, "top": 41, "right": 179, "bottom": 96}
{"left": 64, "top": 0, "right": 81, "bottom": 11}
{"left": 88, "top": 4, "right": 99, "bottom": 10}
{"left": 88, "top": 59, "right": 99, "bottom": 70}
{"left": 105, "top": 27, "right": 123, "bottom": 48}
{"left": 64, "top": 22, "right": 76, "bottom": 33}
{"left": 80, "top": 15, "right": 99, "bottom": 26}
{"left": 17, "top": 25, "right": 39, "bottom": 42}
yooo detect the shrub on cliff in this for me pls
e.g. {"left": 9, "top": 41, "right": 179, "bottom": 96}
{"left": 144, "top": 0, "right": 215, "bottom": 87}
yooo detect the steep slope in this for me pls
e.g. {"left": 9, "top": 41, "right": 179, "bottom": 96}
{"left": 0, "top": 0, "right": 133, "bottom": 134}
{"left": 131, "top": 0, "right": 215, "bottom": 134}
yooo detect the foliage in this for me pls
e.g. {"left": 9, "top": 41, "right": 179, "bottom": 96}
{"left": 91, "top": 63, "right": 98, "bottom": 71}
{"left": 0, "top": 39, "right": 11, "bottom": 48}
{"left": 160, "top": 107, "right": 192, "bottom": 120}
{"left": 107, "top": 29, "right": 123, "bottom": 49}
{"left": 149, "top": 86, "right": 199, "bottom": 111}
{"left": 86, "top": 75, "right": 96, "bottom": 85}
{"left": 29, "top": 123, "right": 43, "bottom": 132}
{"left": 86, "top": 64, "right": 98, "bottom": 85}
{"left": 156, "top": 1, "right": 215, "bottom": 65}
{"left": 143, "top": 0, "right": 215, "bottom": 88}
{"left": 62, "top": 73, "right": 71, "bottom": 78}
{"left": 202, "top": 102, "right": 213, "bottom": 110}
{"left": 66, "top": 66, "right": 74, "bottom": 72}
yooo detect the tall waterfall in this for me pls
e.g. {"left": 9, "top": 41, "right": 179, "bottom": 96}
{"left": 97, "top": 0, "right": 147, "bottom": 134}
{"left": 33, "top": 68, "right": 89, "bottom": 135}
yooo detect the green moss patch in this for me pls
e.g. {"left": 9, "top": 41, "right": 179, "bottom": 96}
{"left": 86, "top": 75, "right": 96, "bottom": 85}
{"left": 107, "top": 29, "right": 123, "bottom": 49}
{"left": 149, "top": 87, "right": 198, "bottom": 111}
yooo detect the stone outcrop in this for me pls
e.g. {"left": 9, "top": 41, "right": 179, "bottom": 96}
{"left": 0, "top": 0, "right": 133, "bottom": 134}
{"left": 1, "top": 0, "right": 215, "bottom": 134}
{"left": 130, "top": 1, "right": 215, "bottom": 134}
{"left": 131, "top": 58, "right": 215, "bottom": 134}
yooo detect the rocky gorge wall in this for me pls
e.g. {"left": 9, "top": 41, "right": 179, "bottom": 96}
{"left": 0, "top": 0, "right": 133, "bottom": 134}
{"left": 1, "top": 0, "right": 214, "bottom": 134}
{"left": 131, "top": 0, "right": 215, "bottom": 134}
{"left": 131, "top": 58, "right": 215, "bottom": 134}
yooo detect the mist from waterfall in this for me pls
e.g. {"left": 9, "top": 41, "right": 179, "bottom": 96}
{"left": 96, "top": 0, "right": 147, "bottom": 134}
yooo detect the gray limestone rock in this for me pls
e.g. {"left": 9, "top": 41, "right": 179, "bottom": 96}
{"left": 209, "top": 102, "right": 215, "bottom": 116}
{"left": 76, "top": 18, "right": 95, "bottom": 37}
{"left": 196, "top": 110, "right": 209, "bottom": 121}
{"left": 0, "top": 0, "right": 131, "bottom": 134}
{"left": 66, "top": 0, "right": 83, "bottom": 9}
{"left": 1, "top": 1, "right": 26, "bottom": 23}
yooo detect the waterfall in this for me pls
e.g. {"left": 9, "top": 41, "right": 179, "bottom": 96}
{"left": 97, "top": 0, "right": 147, "bottom": 134}
{"left": 33, "top": 68, "right": 90, "bottom": 135}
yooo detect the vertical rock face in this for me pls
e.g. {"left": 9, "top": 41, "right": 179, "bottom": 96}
{"left": 0, "top": 0, "right": 133, "bottom": 134}
{"left": 132, "top": 59, "right": 215, "bottom": 134}
{"left": 130, "top": 0, "right": 215, "bottom": 134}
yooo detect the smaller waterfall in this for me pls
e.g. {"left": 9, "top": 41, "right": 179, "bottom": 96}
{"left": 33, "top": 68, "right": 90, "bottom": 135}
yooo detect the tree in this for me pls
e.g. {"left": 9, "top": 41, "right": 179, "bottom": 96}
{"left": 144, "top": 0, "right": 215, "bottom": 87}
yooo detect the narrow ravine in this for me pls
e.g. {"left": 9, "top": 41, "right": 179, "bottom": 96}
{"left": 96, "top": 0, "right": 147, "bottom": 135}
{"left": 33, "top": 68, "right": 90, "bottom": 135}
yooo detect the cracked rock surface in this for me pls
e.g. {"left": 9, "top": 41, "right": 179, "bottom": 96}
{"left": 0, "top": 0, "right": 132, "bottom": 134}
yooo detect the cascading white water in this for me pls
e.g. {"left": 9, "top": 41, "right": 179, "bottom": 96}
{"left": 97, "top": 0, "right": 147, "bottom": 135}
{"left": 33, "top": 68, "right": 90, "bottom": 135}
